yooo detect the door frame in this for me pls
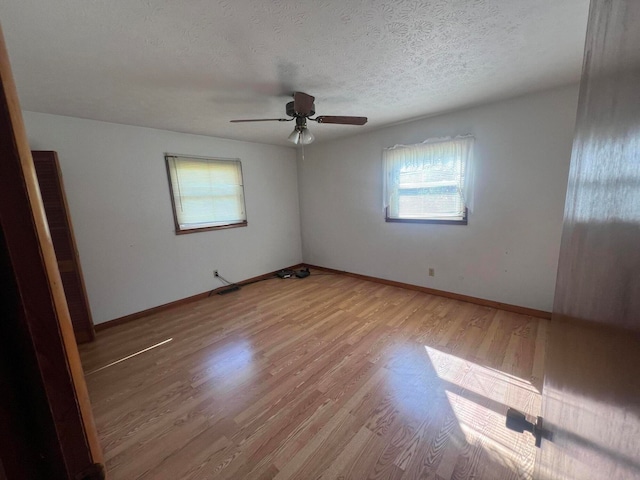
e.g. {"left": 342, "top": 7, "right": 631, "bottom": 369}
{"left": 0, "top": 24, "right": 103, "bottom": 479}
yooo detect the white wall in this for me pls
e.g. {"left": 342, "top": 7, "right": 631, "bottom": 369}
{"left": 24, "top": 112, "right": 302, "bottom": 324}
{"left": 23, "top": 85, "right": 577, "bottom": 322}
{"left": 298, "top": 85, "right": 579, "bottom": 312}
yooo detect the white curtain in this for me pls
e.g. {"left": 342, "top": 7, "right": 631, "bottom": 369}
{"left": 383, "top": 135, "right": 475, "bottom": 218}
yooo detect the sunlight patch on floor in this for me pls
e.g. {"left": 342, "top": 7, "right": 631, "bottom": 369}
{"left": 426, "top": 346, "right": 541, "bottom": 416}
{"left": 426, "top": 345, "right": 540, "bottom": 479}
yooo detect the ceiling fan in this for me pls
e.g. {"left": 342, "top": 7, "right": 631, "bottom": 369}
{"left": 230, "top": 92, "right": 367, "bottom": 145}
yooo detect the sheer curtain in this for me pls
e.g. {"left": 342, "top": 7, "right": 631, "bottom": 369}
{"left": 383, "top": 135, "right": 475, "bottom": 219}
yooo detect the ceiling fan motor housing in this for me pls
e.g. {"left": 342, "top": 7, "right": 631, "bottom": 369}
{"left": 286, "top": 101, "right": 315, "bottom": 118}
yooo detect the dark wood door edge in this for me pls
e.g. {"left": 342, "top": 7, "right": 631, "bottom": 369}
{"left": 0, "top": 24, "right": 103, "bottom": 478}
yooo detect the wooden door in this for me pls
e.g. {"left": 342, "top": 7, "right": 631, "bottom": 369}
{"left": 535, "top": 0, "right": 640, "bottom": 478}
{"left": 32, "top": 151, "right": 96, "bottom": 343}
{"left": 0, "top": 25, "right": 104, "bottom": 479}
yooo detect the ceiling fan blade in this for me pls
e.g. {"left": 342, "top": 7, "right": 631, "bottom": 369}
{"left": 315, "top": 116, "right": 368, "bottom": 125}
{"left": 230, "top": 118, "right": 291, "bottom": 123}
{"left": 293, "top": 92, "right": 315, "bottom": 116}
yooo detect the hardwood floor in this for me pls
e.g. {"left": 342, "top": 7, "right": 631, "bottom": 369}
{"left": 79, "top": 271, "right": 547, "bottom": 480}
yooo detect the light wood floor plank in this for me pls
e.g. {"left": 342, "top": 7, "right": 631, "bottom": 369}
{"left": 80, "top": 271, "right": 546, "bottom": 479}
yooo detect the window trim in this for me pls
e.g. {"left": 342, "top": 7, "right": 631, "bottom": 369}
{"left": 171, "top": 220, "right": 248, "bottom": 235}
{"left": 164, "top": 154, "right": 248, "bottom": 235}
{"left": 385, "top": 206, "right": 468, "bottom": 225}
{"left": 383, "top": 135, "right": 473, "bottom": 225}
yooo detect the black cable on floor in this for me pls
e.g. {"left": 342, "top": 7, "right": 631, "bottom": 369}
{"left": 207, "top": 269, "right": 334, "bottom": 297}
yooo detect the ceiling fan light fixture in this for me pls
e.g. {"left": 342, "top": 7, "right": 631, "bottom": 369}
{"left": 287, "top": 126, "right": 314, "bottom": 145}
{"left": 287, "top": 128, "right": 301, "bottom": 145}
{"left": 300, "top": 127, "right": 314, "bottom": 145}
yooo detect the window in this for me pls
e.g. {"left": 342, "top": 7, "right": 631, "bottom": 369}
{"left": 383, "top": 136, "right": 474, "bottom": 224}
{"left": 165, "top": 154, "right": 247, "bottom": 233}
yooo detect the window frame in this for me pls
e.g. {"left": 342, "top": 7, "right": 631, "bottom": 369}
{"left": 383, "top": 136, "right": 473, "bottom": 225}
{"left": 385, "top": 206, "right": 468, "bottom": 225}
{"left": 164, "top": 154, "right": 248, "bottom": 235}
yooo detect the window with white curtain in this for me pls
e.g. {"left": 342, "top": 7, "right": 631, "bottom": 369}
{"left": 165, "top": 154, "right": 247, "bottom": 233}
{"left": 383, "top": 136, "right": 474, "bottom": 224}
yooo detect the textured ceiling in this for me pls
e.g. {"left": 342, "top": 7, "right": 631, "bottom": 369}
{"left": 1, "top": 0, "right": 589, "bottom": 146}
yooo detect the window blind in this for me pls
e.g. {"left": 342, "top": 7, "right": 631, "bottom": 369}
{"left": 166, "top": 155, "right": 246, "bottom": 231}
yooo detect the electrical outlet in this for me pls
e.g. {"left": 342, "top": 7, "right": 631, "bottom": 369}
{"left": 214, "top": 270, "right": 219, "bottom": 277}
{"left": 428, "top": 268, "right": 435, "bottom": 277}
